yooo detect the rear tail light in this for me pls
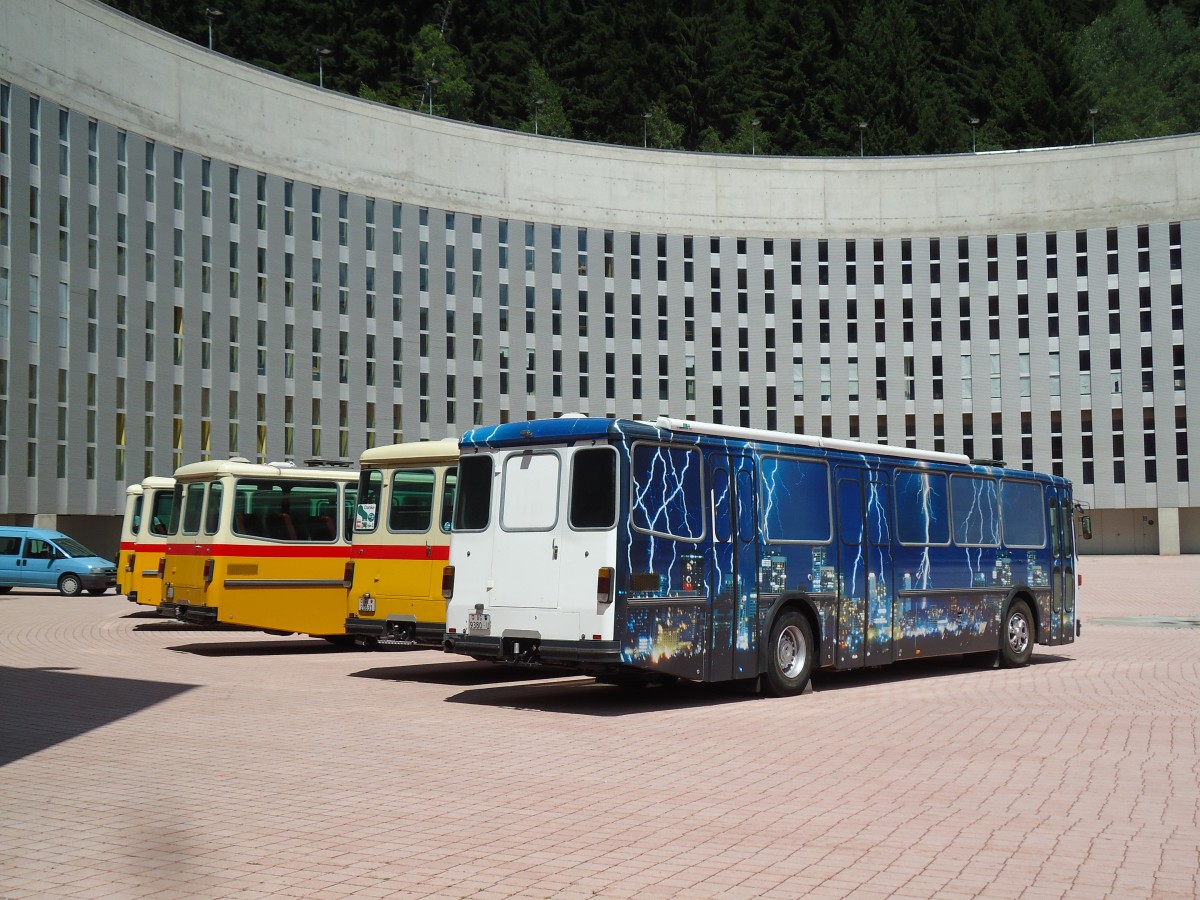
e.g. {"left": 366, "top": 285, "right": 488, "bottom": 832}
{"left": 1078, "top": 573, "right": 1083, "bottom": 587}
{"left": 441, "top": 565, "right": 455, "bottom": 600}
{"left": 343, "top": 561, "right": 355, "bottom": 589}
{"left": 157, "top": 556, "right": 167, "bottom": 578}
{"left": 202, "top": 558, "right": 215, "bottom": 586}
{"left": 596, "top": 567, "right": 614, "bottom": 604}
{"left": 126, "top": 554, "right": 135, "bottom": 573}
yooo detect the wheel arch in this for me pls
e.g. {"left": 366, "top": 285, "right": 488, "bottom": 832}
{"left": 1004, "top": 587, "right": 1039, "bottom": 639}
{"left": 759, "top": 593, "right": 824, "bottom": 674}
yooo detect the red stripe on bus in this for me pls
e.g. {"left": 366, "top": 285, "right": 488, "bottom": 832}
{"left": 163, "top": 543, "right": 353, "bottom": 559}
{"left": 352, "top": 545, "right": 451, "bottom": 561}
{"left": 119, "top": 541, "right": 136, "bottom": 550}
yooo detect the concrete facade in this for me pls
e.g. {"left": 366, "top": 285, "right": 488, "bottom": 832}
{"left": 2, "top": 0, "right": 1200, "bottom": 554}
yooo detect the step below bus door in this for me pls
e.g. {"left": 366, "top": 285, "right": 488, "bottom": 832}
{"left": 708, "top": 453, "right": 759, "bottom": 683}
{"left": 835, "top": 468, "right": 895, "bottom": 669}
{"left": 1048, "top": 487, "right": 1076, "bottom": 645}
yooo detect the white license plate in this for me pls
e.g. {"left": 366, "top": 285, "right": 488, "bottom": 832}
{"left": 467, "top": 611, "right": 491, "bottom": 635}
{"left": 358, "top": 596, "right": 376, "bottom": 614}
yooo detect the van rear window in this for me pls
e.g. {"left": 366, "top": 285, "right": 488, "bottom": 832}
{"left": 453, "top": 455, "right": 493, "bottom": 532}
{"left": 570, "top": 448, "right": 616, "bottom": 529}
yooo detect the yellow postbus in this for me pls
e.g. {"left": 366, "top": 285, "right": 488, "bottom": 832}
{"left": 344, "top": 440, "right": 458, "bottom": 646}
{"left": 118, "top": 476, "right": 176, "bottom": 609}
{"left": 117, "top": 483, "right": 142, "bottom": 598}
{"left": 163, "top": 459, "right": 359, "bottom": 641}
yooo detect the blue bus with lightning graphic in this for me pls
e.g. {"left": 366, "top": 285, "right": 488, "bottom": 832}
{"left": 441, "top": 416, "right": 1078, "bottom": 695}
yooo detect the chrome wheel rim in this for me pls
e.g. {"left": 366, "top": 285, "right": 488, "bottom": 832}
{"left": 1007, "top": 611, "right": 1030, "bottom": 655}
{"left": 776, "top": 624, "right": 807, "bottom": 679}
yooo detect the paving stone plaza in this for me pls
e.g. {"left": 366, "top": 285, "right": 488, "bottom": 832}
{"left": 1, "top": 555, "right": 1197, "bottom": 898}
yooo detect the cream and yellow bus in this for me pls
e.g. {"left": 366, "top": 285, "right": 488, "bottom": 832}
{"left": 163, "top": 459, "right": 358, "bottom": 640}
{"left": 344, "top": 440, "right": 457, "bottom": 646}
{"left": 118, "top": 476, "right": 176, "bottom": 609}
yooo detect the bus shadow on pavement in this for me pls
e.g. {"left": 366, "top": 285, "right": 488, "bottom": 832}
{"left": 444, "top": 677, "right": 758, "bottom": 716}
{"left": 168, "top": 638, "right": 373, "bottom": 656}
{"left": 350, "top": 659, "right": 573, "bottom": 687}
{"left": 0, "top": 666, "right": 196, "bottom": 766}
{"left": 442, "top": 652, "right": 1077, "bottom": 715}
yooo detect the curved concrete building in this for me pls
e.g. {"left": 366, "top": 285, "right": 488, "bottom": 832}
{"left": 1, "top": 0, "right": 1198, "bottom": 554}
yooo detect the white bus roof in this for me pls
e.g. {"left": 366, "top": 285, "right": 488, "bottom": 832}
{"left": 172, "top": 459, "right": 358, "bottom": 482}
{"left": 654, "top": 416, "right": 972, "bottom": 466}
{"left": 359, "top": 439, "right": 459, "bottom": 468}
{"left": 140, "top": 475, "right": 176, "bottom": 490}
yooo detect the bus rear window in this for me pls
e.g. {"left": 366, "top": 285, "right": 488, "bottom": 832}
{"left": 130, "top": 496, "right": 143, "bottom": 535}
{"left": 354, "top": 470, "right": 383, "bottom": 533}
{"left": 570, "top": 448, "right": 616, "bottom": 529}
{"left": 501, "top": 451, "right": 561, "bottom": 531}
{"left": 454, "top": 455, "right": 493, "bottom": 532}
{"left": 390, "top": 470, "right": 435, "bottom": 533}
{"left": 149, "top": 490, "right": 174, "bottom": 536}
{"left": 204, "top": 483, "right": 223, "bottom": 535}
{"left": 182, "top": 483, "right": 206, "bottom": 535}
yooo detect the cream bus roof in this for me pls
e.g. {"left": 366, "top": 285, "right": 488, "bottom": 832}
{"left": 124, "top": 483, "right": 144, "bottom": 497}
{"left": 359, "top": 439, "right": 459, "bottom": 468}
{"left": 141, "top": 475, "right": 176, "bottom": 491}
{"left": 172, "top": 459, "right": 358, "bottom": 482}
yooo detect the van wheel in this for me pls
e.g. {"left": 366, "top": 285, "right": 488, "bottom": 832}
{"left": 1000, "top": 599, "right": 1034, "bottom": 668}
{"left": 765, "top": 610, "right": 815, "bottom": 697}
{"left": 58, "top": 574, "right": 83, "bottom": 597}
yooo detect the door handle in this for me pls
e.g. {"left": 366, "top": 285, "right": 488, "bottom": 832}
{"left": 552, "top": 539, "right": 559, "bottom": 560}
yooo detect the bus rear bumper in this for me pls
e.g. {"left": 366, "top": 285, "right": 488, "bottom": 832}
{"left": 345, "top": 617, "right": 444, "bottom": 646}
{"left": 178, "top": 605, "right": 218, "bottom": 626}
{"left": 442, "top": 633, "right": 622, "bottom": 666}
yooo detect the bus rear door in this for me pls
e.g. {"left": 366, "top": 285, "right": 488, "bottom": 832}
{"left": 835, "top": 466, "right": 895, "bottom": 668}
{"left": 707, "top": 452, "right": 759, "bottom": 682}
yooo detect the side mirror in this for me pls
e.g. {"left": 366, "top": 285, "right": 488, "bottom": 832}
{"left": 1080, "top": 515, "right": 1093, "bottom": 540}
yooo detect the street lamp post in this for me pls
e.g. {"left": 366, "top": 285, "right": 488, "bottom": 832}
{"left": 428, "top": 77, "right": 439, "bottom": 116}
{"left": 643, "top": 111, "right": 652, "bottom": 148}
{"left": 534, "top": 98, "right": 545, "bottom": 135}
{"left": 751, "top": 118, "right": 760, "bottom": 155}
{"left": 1089, "top": 107, "right": 1099, "bottom": 145}
{"left": 316, "top": 47, "right": 331, "bottom": 89}
{"left": 969, "top": 116, "right": 979, "bottom": 153}
{"left": 858, "top": 120, "right": 867, "bottom": 157}
{"left": 205, "top": 7, "right": 222, "bottom": 51}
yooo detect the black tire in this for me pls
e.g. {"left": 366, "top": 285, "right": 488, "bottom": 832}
{"left": 321, "top": 635, "right": 356, "bottom": 647}
{"left": 0, "top": 586, "right": 12, "bottom": 594}
{"left": 764, "top": 609, "right": 815, "bottom": 697}
{"left": 87, "top": 588, "right": 107, "bottom": 596}
{"left": 58, "top": 574, "right": 83, "bottom": 597}
{"left": 999, "top": 599, "right": 1034, "bottom": 668}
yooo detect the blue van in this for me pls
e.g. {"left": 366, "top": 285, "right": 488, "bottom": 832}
{"left": 0, "top": 527, "right": 117, "bottom": 596}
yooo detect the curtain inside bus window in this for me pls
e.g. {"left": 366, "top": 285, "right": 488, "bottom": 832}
{"left": 950, "top": 474, "right": 1000, "bottom": 547}
{"left": 570, "top": 449, "right": 616, "bottom": 529}
{"left": 894, "top": 470, "right": 950, "bottom": 545}
{"left": 454, "top": 455, "right": 493, "bottom": 531}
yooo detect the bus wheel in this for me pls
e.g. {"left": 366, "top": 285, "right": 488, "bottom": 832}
{"left": 765, "top": 610, "right": 814, "bottom": 697}
{"left": 1000, "top": 599, "right": 1034, "bottom": 668}
{"left": 58, "top": 574, "right": 82, "bottom": 597}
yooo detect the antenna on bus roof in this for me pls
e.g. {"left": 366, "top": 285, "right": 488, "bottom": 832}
{"left": 970, "top": 457, "right": 1007, "bottom": 468}
{"left": 303, "top": 457, "right": 354, "bottom": 468}
{"left": 268, "top": 460, "right": 296, "bottom": 468}
{"left": 228, "top": 455, "right": 250, "bottom": 463}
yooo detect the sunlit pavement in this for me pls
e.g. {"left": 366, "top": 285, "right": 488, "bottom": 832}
{"left": 1, "top": 555, "right": 1198, "bottom": 899}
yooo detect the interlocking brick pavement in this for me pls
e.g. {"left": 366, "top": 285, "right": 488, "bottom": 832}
{"left": 1, "top": 555, "right": 1198, "bottom": 899}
